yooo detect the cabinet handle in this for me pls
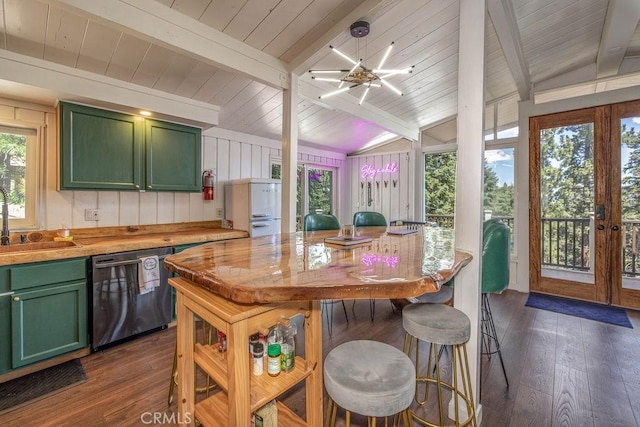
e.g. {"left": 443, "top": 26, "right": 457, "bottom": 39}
{"left": 13, "top": 296, "right": 19, "bottom": 301}
{"left": 135, "top": 184, "right": 140, "bottom": 189}
{"left": 147, "top": 185, "right": 152, "bottom": 189}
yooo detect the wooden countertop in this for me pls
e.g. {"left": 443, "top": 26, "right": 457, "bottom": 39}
{"left": 165, "top": 226, "right": 472, "bottom": 304}
{"left": 0, "top": 221, "right": 249, "bottom": 266}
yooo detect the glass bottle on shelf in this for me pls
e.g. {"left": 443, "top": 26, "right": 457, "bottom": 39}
{"left": 279, "top": 317, "right": 296, "bottom": 372}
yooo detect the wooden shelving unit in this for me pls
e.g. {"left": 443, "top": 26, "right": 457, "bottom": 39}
{"left": 171, "top": 277, "right": 323, "bottom": 426}
{"left": 195, "top": 394, "right": 309, "bottom": 427}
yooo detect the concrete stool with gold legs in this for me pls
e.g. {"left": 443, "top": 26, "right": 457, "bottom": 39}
{"left": 324, "top": 340, "right": 415, "bottom": 426}
{"left": 402, "top": 303, "right": 476, "bottom": 427}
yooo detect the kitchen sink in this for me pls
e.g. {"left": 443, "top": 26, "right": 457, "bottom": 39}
{"left": 0, "top": 240, "right": 79, "bottom": 253}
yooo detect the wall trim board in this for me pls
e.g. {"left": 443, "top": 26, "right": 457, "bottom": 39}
{"left": 204, "top": 126, "right": 346, "bottom": 161}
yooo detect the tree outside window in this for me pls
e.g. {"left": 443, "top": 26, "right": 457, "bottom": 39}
{"left": 424, "top": 148, "right": 515, "bottom": 233}
{"left": 0, "top": 129, "right": 28, "bottom": 220}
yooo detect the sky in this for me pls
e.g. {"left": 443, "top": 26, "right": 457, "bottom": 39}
{"left": 485, "top": 148, "right": 514, "bottom": 186}
{"left": 484, "top": 117, "right": 640, "bottom": 187}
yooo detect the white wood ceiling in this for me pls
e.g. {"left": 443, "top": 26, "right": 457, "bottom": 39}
{"left": 0, "top": 0, "right": 639, "bottom": 152}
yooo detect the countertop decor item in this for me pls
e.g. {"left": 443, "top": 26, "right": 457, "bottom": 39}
{"left": 324, "top": 236, "right": 372, "bottom": 246}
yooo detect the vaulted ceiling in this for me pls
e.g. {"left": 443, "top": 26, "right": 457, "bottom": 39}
{"left": 1, "top": 0, "right": 640, "bottom": 153}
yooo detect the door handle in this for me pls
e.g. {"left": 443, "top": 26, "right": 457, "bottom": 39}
{"left": 611, "top": 225, "right": 620, "bottom": 231}
{"left": 597, "top": 225, "right": 605, "bottom": 230}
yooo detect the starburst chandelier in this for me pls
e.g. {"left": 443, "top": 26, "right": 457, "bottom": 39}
{"left": 308, "top": 21, "right": 414, "bottom": 105}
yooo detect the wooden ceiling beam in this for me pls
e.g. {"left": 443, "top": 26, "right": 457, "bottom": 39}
{"left": 299, "top": 80, "right": 419, "bottom": 141}
{"left": 596, "top": 0, "right": 640, "bottom": 78}
{"left": 487, "top": 0, "right": 530, "bottom": 101}
{"left": 0, "top": 49, "right": 219, "bottom": 127}
{"left": 288, "top": 0, "right": 387, "bottom": 76}
{"left": 43, "top": 0, "right": 290, "bottom": 89}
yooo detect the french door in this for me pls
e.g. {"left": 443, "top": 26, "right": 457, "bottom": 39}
{"left": 530, "top": 100, "right": 640, "bottom": 309}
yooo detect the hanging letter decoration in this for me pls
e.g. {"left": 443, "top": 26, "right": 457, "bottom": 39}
{"left": 361, "top": 162, "right": 399, "bottom": 179}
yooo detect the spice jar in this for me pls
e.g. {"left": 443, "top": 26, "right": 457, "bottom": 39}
{"left": 267, "top": 343, "right": 281, "bottom": 376}
{"left": 252, "top": 342, "right": 264, "bottom": 376}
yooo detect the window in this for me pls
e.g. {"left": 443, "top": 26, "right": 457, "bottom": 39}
{"left": 483, "top": 147, "right": 515, "bottom": 227}
{"left": 425, "top": 151, "right": 457, "bottom": 228}
{"left": 270, "top": 157, "right": 336, "bottom": 230}
{"left": 305, "top": 167, "right": 333, "bottom": 214}
{"left": 0, "top": 124, "right": 40, "bottom": 230}
{"left": 424, "top": 146, "right": 516, "bottom": 247}
{"left": 271, "top": 163, "right": 281, "bottom": 180}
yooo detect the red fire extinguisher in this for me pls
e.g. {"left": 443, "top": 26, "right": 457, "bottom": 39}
{"left": 202, "top": 170, "right": 215, "bottom": 200}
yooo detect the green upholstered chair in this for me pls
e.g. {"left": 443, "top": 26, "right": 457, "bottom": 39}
{"left": 302, "top": 213, "right": 347, "bottom": 336}
{"left": 352, "top": 211, "right": 387, "bottom": 320}
{"left": 303, "top": 213, "right": 341, "bottom": 231}
{"left": 481, "top": 218, "right": 510, "bottom": 387}
{"left": 353, "top": 211, "right": 387, "bottom": 227}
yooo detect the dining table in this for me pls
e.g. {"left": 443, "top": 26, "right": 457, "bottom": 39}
{"left": 164, "top": 225, "right": 472, "bottom": 426}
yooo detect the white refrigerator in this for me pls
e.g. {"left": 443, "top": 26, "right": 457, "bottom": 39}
{"left": 224, "top": 178, "right": 281, "bottom": 237}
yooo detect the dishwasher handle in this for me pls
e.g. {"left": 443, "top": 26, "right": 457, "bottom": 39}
{"left": 93, "top": 254, "right": 170, "bottom": 269}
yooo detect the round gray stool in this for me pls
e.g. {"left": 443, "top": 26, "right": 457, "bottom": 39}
{"left": 402, "top": 303, "right": 477, "bottom": 427}
{"left": 324, "top": 340, "right": 415, "bottom": 426}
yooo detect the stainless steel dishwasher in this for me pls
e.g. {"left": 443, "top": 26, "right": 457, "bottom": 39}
{"left": 91, "top": 247, "right": 172, "bottom": 350}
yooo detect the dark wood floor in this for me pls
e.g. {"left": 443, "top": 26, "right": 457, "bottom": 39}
{"left": 1, "top": 290, "right": 639, "bottom": 426}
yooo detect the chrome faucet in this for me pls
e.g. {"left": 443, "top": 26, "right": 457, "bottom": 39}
{"left": 1, "top": 187, "right": 9, "bottom": 245}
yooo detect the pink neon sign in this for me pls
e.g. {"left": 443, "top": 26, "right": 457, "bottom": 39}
{"left": 361, "top": 254, "right": 400, "bottom": 269}
{"left": 361, "top": 162, "right": 399, "bottom": 179}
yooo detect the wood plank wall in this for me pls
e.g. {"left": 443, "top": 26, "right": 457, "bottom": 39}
{"left": 345, "top": 151, "right": 413, "bottom": 224}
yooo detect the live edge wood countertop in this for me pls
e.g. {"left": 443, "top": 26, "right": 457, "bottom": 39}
{"left": 0, "top": 221, "right": 249, "bottom": 266}
{"left": 164, "top": 226, "right": 472, "bottom": 304}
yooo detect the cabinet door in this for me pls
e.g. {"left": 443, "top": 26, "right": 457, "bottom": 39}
{"left": 60, "top": 102, "right": 143, "bottom": 190}
{"left": 145, "top": 119, "right": 202, "bottom": 192}
{"left": 0, "top": 269, "right": 11, "bottom": 374}
{"left": 11, "top": 281, "right": 87, "bottom": 368}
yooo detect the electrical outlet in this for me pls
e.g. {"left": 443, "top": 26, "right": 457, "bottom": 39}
{"left": 216, "top": 208, "right": 223, "bottom": 218}
{"left": 85, "top": 208, "right": 100, "bottom": 221}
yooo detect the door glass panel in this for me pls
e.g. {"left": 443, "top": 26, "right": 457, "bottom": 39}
{"left": 540, "top": 124, "right": 594, "bottom": 282}
{"left": 307, "top": 168, "right": 333, "bottom": 215}
{"left": 425, "top": 152, "right": 456, "bottom": 228}
{"left": 296, "top": 166, "right": 304, "bottom": 231}
{"left": 621, "top": 116, "right": 640, "bottom": 290}
{"left": 484, "top": 148, "right": 515, "bottom": 252}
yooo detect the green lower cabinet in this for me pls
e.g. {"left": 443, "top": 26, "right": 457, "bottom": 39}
{"left": 11, "top": 281, "right": 87, "bottom": 368}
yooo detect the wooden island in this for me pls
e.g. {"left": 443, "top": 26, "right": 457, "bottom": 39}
{"left": 164, "top": 226, "right": 472, "bottom": 426}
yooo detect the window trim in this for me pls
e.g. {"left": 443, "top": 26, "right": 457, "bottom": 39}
{"left": 0, "top": 119, "right": 43, "bottom": 230}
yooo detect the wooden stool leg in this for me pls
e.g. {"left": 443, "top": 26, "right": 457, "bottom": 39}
{"left": 167, "top": 344, "right": 177, "bottom": 406}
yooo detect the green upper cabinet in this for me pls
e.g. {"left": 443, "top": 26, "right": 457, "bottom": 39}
{"left": 60, "top": 102, "right": 201, "bottom": 192}
{"left": 60, "top": 102, "right": 143, "bottom": 190}
{"left": 145, "top": 119, "right": 202, "bottom": 192}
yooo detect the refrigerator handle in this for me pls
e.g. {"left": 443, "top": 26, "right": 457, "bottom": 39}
{"left": 252, "top": 214, "right": 270, "bottom": 218}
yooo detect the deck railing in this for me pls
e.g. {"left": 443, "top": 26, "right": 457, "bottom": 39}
{"left": 424, "top": 214, "right": 640, "bottom": 277}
